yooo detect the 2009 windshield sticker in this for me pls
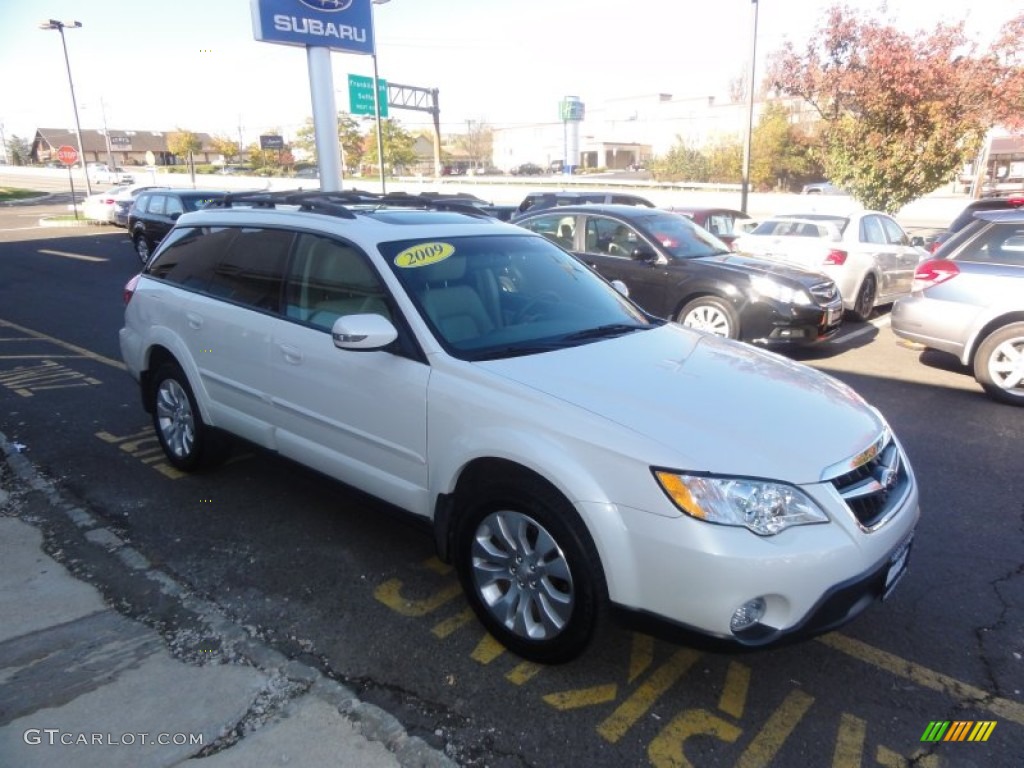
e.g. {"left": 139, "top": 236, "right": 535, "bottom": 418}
{"left": 394, "top": 242, "right": 455, "bottom": 268}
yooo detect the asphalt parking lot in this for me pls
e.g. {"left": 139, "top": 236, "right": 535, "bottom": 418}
{"left": 0, "top": 201, "right": 1021, "bottom": 767}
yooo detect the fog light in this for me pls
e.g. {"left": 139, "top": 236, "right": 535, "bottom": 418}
{"left": 730, "top": 597, "right": 766, "bottom": 632}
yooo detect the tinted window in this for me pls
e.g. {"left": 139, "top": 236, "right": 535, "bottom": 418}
{"left": 165, "top": 196, "right": 184, "bottom": 216}
{"left": 147, "top": 226, "right": 291, "bottom": 310}
{"left": 585, "top": 216, "right": 638, "bottom": 256}
{"left": 148, "top": 195, "right": 167, "bottom": 216}
{"left": 518, "top": 213, "right": 575, "bottom": 248}
{"left": 954, "top": 222, "right": 1024, "bottom": 266}
{"left": 134, "top": 195, "right": 151, "bottom": 214}
{"left": 285, "top": 234, "right": 390, "bottom": 330}
{"left": 636, "top": 212, "right": 729, "bottom": 257}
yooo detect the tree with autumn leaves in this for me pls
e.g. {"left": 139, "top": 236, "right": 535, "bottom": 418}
{"left": 769, "top": 5, "right": 1024, "bottom": 213}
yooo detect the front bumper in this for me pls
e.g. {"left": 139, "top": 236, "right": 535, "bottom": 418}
{"left": 743, "top": 298, "right": 845, "bottom": 346}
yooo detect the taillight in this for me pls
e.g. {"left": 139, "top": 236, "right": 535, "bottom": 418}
{"left": 102, "top": 197, "right": 116, "bottom": 204}
{"left": 824, "top": 249, "right": 847, "bottom": 265}
{"left": 911, "top": 259, "right": 959, "bottom": 292}
{"left": 123, "top": 274, "right": 141, "bottom": 305}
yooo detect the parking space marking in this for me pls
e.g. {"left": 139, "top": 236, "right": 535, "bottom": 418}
{"left": 818, "top": 633, "right": 1024, "bottom": 726}
{"left": 832, "top": 713, "right": 867, "bottom": 768}
{"left": 0, "top": 318, "right": 126, "bottom": 370}
{"left": 37, "top": 248, "right": 107, "bottom": 263}
{"left": 735, "top": 689, "right": 815, "bottom": 768}
{"left": 832, "top": 315, "right": 892, "bottom": 346}
{"left": 95, "top": 427, "right": 185, "bottom": 480}
{"left": 0, "top": 360, "right": 102, "bottom": 396}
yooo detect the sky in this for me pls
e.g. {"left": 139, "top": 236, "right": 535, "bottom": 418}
{"left": 1, "top": 0, "right": 1020, "bottom": 147}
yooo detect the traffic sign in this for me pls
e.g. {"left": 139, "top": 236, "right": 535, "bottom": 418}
{"left": 56, "top": 145, "right": 79, "bottom": 166}
{"left": 348, "top": 74, "right": 388, "bottom": 117}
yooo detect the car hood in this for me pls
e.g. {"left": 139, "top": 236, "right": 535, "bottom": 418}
{"left": 697, "top": 252, "right": 829, "bottom": 286}
{"left": 482, "top": 325, "right": 883, "bottom": 483}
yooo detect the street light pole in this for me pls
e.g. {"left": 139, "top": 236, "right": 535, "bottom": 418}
{"left": 740, "top": 0, "right": 759, "bottom": 214}
{"left": 40, "top": 19, "right": 91, "bottom": 195}
{"left": 371, "top": 0, "right": 391, "bottom": 194}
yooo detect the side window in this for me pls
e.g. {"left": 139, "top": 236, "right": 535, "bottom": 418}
{"left": 587, "top": 217, "right": 636, "bottom": 257}
{"left": 519, "top": 214, "right": 572, "bottom": 248}
{"left": 204, "top": 227, "right": 291, "bottom": 310}
{"left": 133, "top": 195, "right": 150, "bottom": 214}
{"left": 148, "top": 195, "right": 167, "bottom": 216}
{"left": 859, "top": 216, "right": 887, "bottom": 244}
{"left": 879, "top": 216, "right": 908, "bottom": 246}
{"left": 957, "top": 224, "right": 1024, "bottom": 266}
{"left": 285, "top": 234, "right": 390, "bottom": 330}
{"left": 705, "top": 214, "right": 733, "bottom": 236}
{"left": 146, "top": 226, "right": 236, "bottom": 291}
{"left": 165, "top": 196, "right": 185, "bottom": 216}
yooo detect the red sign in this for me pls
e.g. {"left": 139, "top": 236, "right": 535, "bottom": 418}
{"left": 56, "top": 145, "right": 79, "bottom": 166}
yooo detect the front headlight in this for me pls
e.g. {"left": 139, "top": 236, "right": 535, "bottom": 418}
{"left": 654, "top": 471, "right": 828, "bottom": 536}
{"left": 750, "top": 276, "right": 812, "bottom": 306}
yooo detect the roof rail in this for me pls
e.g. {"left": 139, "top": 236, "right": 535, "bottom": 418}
{"left": 206, "top": 188, "right": 494, "bottom": 220}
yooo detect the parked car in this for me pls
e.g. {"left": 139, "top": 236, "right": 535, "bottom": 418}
{"left": 80, "top": 184, "right": 167, "bottom": 227}
{"left": 733, "top": 212, "right": 926, "bottom": 321}
{"left": 801, "top": 180, "right": 846, "bottom": 195}
{"left": 88, "top": 163, "right": 134, "bottom": 185}
{"left": 514, "top": 190, "right": 655, "bottom": 218}
{"left": 891, "top": 209, "right": 1024, "bottom": 405}
{"left": 120, "top": 189, "right": 918, "bottom": 663}
{"left": 127, "top": 188, "right": 228, "bottom": 263}
{"left": 514, "top": 204, "right": 844, "bottom": 345}
{"left": 664, "top": 206, "right": 752, "bottom": 249}
{"left": 924, "top": 194, "right": 1024, "bottom": 254}
{"left": 510, "top": 162, "right": 544, "bottom": 176}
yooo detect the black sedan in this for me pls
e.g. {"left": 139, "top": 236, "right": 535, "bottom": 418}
{"left": 514, "top": 204, "right": 843, "bottom": 345}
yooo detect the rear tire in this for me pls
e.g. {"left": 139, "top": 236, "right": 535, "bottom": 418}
{"left": 134, "top": 234, "right": 152, "bottom": 264}
{"left": 973, "top": 322, "right": 1024, "bottom": 406}
{"left": 149, "top": 363, "right": 230, "bottom": 471}
{"left": 454, "top": 474, "right": 604, "bottom": 664}
{"left": 850, "top": 275, "right": 877, "bottom": 322}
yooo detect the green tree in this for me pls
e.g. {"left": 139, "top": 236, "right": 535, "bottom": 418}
{"left": 649, "top": 140, "right": 709, "bottom": 182}
{"left": 209, "top": 134, "right": 240, "bottom": 164}
{"left": 363, "top": 119, "right": 417, "bottom": 175}
{"left": 768, "top": 5, "right": 1024, "bottom": 212}
{"left": 706, "top": 140, "right": 742, "bottom": 183}
{"left": 7, "top": 134, "right": 31, "bottom": 166}
{"left": 294, "top": 114, "right": 364, "bottom": 173}
{"left": 750, "top": 103, "right": 820, "bottom": 191}
{"left": 246, "top": 131, "right": 288, "bottom": 175}
{"left": 166, "top": 129, "right": 202, "bottom": 163}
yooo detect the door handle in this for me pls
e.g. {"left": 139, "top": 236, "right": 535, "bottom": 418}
{"left": 278, "top": 344, "right": 303, "bottom": 365}
{"left": 186, "top": 312, "right": 203, "bottom": 330}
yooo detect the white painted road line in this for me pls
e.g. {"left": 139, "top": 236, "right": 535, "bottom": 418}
{"left": 37, "top": 249, "right": 108, "bottom": 263}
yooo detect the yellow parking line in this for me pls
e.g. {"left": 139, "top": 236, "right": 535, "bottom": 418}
{"left": 819, "top": 633, "right": 1024, "bottom": 726}
{"left": 0, "top": 319, "right": 125, "bottom": 370}
{"left": 37, "top": 249, "right": 107, "bottom": 263}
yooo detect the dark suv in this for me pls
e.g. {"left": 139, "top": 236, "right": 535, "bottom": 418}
{"left": 926, "top": 194, "right": 1024, "bottom": 253}
{"left": 128, "top": 189, "right": 228, "bottom": 263}
{"left": 514, "top": 190, "right": 655, "bottom": 218}
{"left": 514, "top": 203, "right": 843, "bottom": 346}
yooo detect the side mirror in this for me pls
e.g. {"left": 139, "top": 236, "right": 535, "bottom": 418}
{"left": 631, "top": 246, "right": 658, "bottom": 263}
{"left": 909, "top": 236, "right": 925, "bottom": 248}
{"left": 332, "top": 314, "right": 398, "bottom": 351}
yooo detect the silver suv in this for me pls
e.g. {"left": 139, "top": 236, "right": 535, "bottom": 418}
{"left": 120, "top": 190, "right": 918, "bottom": 663}
{"left": 892, "top": 209, "right": 1024, "bottom": 405}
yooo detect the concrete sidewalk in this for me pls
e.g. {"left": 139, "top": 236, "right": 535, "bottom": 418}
{"left": 0, "top": 434, "right": 456, "bottom": 768}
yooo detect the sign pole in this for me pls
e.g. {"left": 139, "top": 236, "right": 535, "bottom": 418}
{"left": 67, "top": 164, "right": 78, "bottom": 219}
{"left": 372, "top": 52, "right": 386, "bottom": 194}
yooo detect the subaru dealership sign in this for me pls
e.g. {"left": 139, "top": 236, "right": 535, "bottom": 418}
{"left": 251, "top": 0, "right": 375, "bottom": 55}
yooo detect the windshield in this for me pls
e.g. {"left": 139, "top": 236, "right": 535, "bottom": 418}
{"left": 632, "top": 211, "right": 731, "bottom": 258}
{"left": 379, "top": 234, "right": 657, "bottom": 360}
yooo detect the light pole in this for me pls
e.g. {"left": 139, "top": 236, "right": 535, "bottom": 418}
{"left": 40, "top": 19, "right": 91, "bottom": 195}
{"left": 371, "top": 0, "right": 391, "bottom": 194}
{"left": 740, "top": 0, "right": 759, "bottom": 214}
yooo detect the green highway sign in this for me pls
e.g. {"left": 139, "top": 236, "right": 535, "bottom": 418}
{"left": 348, "top": 74, "right": 388, "bottom": 117}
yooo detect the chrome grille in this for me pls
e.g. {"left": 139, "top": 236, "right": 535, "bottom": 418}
{"left": 830, "top": 438, "right": 909, "bottom": 530}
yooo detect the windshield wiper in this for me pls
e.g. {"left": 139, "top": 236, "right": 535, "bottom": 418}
{"left": 561, "top": 323, "right": 646, "bottom": 341}
{"left": 469, "top": 343, "right": 568, "bottom": 361}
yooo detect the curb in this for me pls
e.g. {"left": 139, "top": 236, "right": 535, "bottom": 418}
{"left": 0, "top": 431, "right": 457, "bottom": 768}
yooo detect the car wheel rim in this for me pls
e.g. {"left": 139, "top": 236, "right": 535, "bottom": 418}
{"left": 856, "top": 279, "right": 875, "bottom": 318}
{"left": 682, "top": 305, "right": 731, "bottom": 336}
{"left": 470, "top": 510, "right": 574, "bottom": 641}
{"left": 155, "top": 379, "right": 195, "bottom": 459}
{"left": 987, "top": 336, "right": 1024, "bottom": 394}
{"left": 136, "top": 239, "right": 150, "bottom": 262}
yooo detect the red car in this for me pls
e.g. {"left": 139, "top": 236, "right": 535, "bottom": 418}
{"left": 665, "top": 206, "right": 752, "bottom": 248}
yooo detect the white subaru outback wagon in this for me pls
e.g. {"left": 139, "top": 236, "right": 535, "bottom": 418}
{"left": 119, "top": 190, "right": 919, "bottom": 663}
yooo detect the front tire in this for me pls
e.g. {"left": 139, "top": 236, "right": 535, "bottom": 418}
{"left": 455, "top": 475, "right": 604, "bottom": 664}
{"left": 677, "top": 296, "right": 739, "bottom": 339}
{"left": 149, "top": 363, "right": 229, "bottom": 471}
{"left": 973, "top": 322, "right": 1024, "bottom": 406}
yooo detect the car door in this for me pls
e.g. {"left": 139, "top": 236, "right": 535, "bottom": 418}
{"left": 578, "top": 215, "right": 671, "bottom": 315}
{"left": 856, "top": 214, "right": 901, "bottom": 300}
{"left": 879, "top": 215, "right": 921, "bottom": 297}
{"left": 268, "top": 233, "right": 430, "bottom": 513}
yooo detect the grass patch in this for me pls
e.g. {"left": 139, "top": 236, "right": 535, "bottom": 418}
{"left": 0, "top": 187, "right": 45, "bottom": 202}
